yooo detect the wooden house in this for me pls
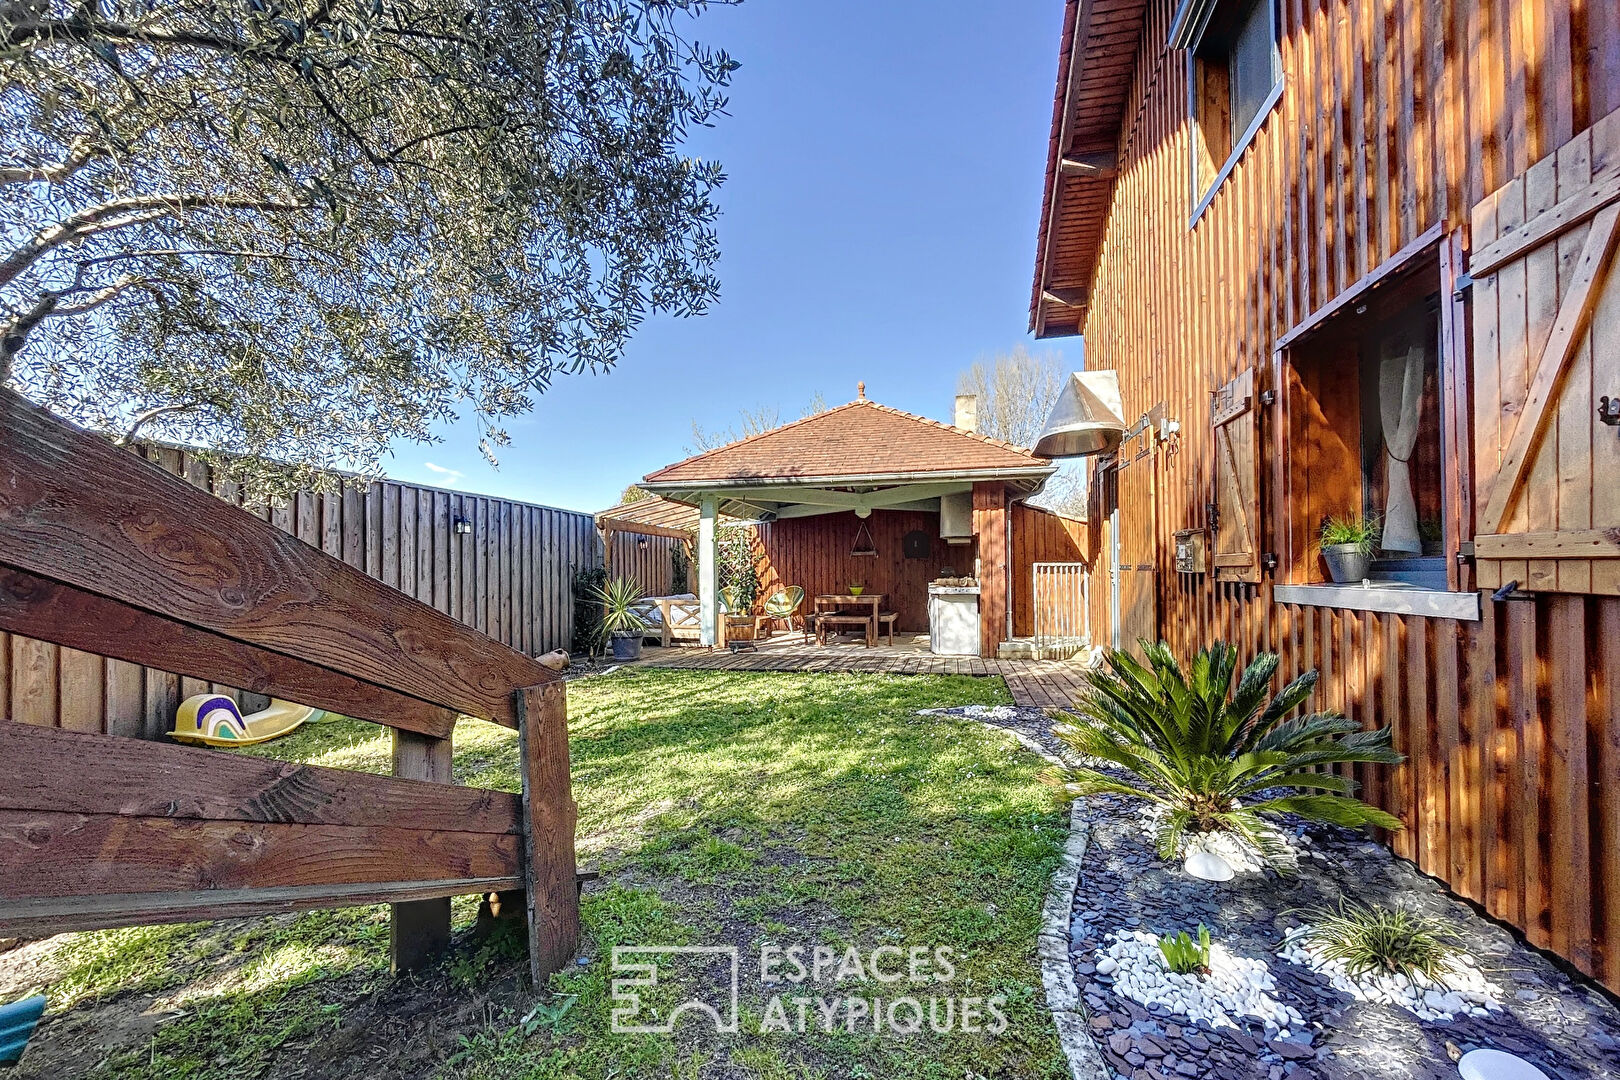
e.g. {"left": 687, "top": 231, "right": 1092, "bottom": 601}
{"left": 632, "top": 387, "right": 1093, "bottom": 657}
{"left": 1030, "top": 0, "right": 1620, "bottom": 984}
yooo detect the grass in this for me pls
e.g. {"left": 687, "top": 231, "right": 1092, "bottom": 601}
{"left": 2, "top": 668, "right": 1070, "bottom": 1079}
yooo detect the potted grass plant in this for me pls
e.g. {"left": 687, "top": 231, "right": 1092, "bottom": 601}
{"left": 592, "top": 577, "right": 650, "bottom": 661}
{"left": 1319, "top": 514, "right": 1380, "bottom": 583}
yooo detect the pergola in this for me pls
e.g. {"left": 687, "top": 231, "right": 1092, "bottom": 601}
{"left": 636, "top": 389, "right": 1055, "bottom": 648}
{"left": 593, "top": 495, "right": 707, "bottom": 574}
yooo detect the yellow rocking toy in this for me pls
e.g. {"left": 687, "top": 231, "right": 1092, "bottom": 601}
{"left": 169, "top": 694, "right": 325, "bottom": 747}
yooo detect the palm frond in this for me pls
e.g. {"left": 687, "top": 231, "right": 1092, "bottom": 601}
{"left": 1050, "top": 640, "right": 1407, "bottom": 866}
{"left": 1248, "top": 794, "right": 1404, "bottom": 831}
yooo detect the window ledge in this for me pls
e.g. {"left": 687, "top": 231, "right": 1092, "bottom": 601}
{"left": 1273, "top": 582, "right": 1481, "bottom": 622}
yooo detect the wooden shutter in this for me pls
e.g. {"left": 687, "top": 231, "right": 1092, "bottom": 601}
{"left": 1211, "top": 367, "right": 1261, "bottom": 583}
{"left": 1469, "top": 108, "right": 1620, "bottom": 595}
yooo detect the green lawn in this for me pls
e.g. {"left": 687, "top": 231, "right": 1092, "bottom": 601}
{"left": 1, "top": 669, "right": 1069, "bottom": 1079}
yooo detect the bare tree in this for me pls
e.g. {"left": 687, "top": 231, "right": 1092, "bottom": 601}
{"left": 957, "top": 345, "right": 1086, "bottom": 517}
{"left": 686, "top": 391, "right": 828, "bottom": 454}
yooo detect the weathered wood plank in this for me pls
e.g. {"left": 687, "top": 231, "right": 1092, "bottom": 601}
{"left": 0, "top": 390, "right": 556, "bottom": 726}
{"left": 0, "top": 811, "right": 521, "bottom": 901}
{"left": 516, "top": 681, "right": 579, "bottom": 984}
{"left": 0, "top": 569, "right": 457, "bottom": 740}
{"left": 0, "top": 721, "right": 516, "bottom": 834}
{"left": 391, "top": 727, "right": 456, "bottom": 974}
{"left": 0, "top": 877, "right": 520, "bottom": 937}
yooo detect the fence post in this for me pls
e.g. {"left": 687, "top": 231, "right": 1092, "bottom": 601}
{"left": 390, "top": 728, "right": 455, "bottom": 973}
{"left": 515, "top": 680, "right": 580, "bottom": 984}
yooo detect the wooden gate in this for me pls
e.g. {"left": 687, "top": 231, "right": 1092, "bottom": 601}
{"left": 1469, "top": 108, "right": 1620, "bottom": 595}
{"left": 1111, "top": 415, "right": 1159, "bottom": 655}
{"left": 1032, "top": 562, "right": 1090, "bottom": 648}
{"left": 0, "top": 391, "right": 579, "bottom": 982}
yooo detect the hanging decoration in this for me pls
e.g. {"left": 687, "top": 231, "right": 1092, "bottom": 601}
{"left": 850, "top": 519, "right": 877, "bottom": 557}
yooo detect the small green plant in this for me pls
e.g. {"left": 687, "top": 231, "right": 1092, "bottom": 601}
{"left": 1297, "top": 900, "right": 1460, "bottom": 981}
{"left": 1051, "top": 641, "right": 1406, "bottom": 870}
{"left": 1158, "top": 925, "right": 1212, "bottom": 976}
{"left": 1319, "top": 513, "right": 1381, "bottom": 554}
{"left": 591, "top": 576, "right": 650, "bottom": 653}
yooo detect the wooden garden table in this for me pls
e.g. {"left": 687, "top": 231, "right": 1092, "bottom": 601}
{"left": 813, "top": 593, "right": 885, "bottom": 646}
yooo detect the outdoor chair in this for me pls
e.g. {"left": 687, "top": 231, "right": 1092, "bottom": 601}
{"left": 762, "top": 586, "right": 809, "bottom": 643}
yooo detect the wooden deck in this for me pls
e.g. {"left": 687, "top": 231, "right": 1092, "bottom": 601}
{"left": 632, "top": 640, "right": 1090, "bottom": 709}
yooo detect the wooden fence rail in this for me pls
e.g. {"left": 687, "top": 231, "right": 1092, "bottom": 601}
{"left": 0, "top": 390, "right": 578, "bottom": 981}
{"left": 2, "top": 443, "right": 602, "bottom": 740}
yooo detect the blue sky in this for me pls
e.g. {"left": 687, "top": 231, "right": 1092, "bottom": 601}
{"left": 392, "top": 1, "right": 1081, "bottom": 511}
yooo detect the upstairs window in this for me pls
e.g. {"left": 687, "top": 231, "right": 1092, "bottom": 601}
{"left": 1181, "top": 0, "right": 1281, "bottom": 210}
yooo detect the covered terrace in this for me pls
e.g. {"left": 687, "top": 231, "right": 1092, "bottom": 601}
{"left": 634, "top": 385, "right": 1058, "bottom": 657}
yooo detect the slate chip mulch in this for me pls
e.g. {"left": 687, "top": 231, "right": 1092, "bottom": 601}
{"left": 1071, "top": 795, "right": 1620, "bottom": 1080}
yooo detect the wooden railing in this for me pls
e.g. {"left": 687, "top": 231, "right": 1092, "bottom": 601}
{"left": 0, "top": 390, "right": 578, "bottom": 981}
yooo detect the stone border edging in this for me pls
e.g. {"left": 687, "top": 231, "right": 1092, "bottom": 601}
{"left": 918, "top": 705, "right": 1111, "bottom": 1079}
{"left": 1040, "top": 801, "right": 1111, "bottom": 1080}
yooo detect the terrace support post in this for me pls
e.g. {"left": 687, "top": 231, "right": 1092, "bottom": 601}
{"left": 515, "top": 680, "right": 580, "bottom": 985}
{"left": 973, "top": 481, "right": 1009, "bottom": 658}
{"left": 390, "top": 728, "right": 454, "bottom": 974}
{"left": 698, "top": 494, "right": 719, "bottom": 647}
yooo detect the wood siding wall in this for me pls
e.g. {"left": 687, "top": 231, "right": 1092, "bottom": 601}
{"left": 1010, "top": 503, "right": 1093, "bottom": 638}
{"left": 1, "top": 445, "right": 600, "bottom": 739}
{"left": 606, "top": 531, "right": 684, "bottom": 598}
{"left": 1076, "top": 0, "right": 1620, "bottom": 985}
{"left": 750, "top": 510, "right": 969, "bottom": 632}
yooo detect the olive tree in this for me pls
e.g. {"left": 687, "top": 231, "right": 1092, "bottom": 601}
{"left": 1, "top": 0, "right": 736, "bottom": 491}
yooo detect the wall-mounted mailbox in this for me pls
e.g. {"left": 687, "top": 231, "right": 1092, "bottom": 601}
{"left": 1174, "top": 528, "right": 1207, "bottom": 575}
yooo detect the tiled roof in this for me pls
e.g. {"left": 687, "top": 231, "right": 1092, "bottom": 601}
{"left": 642, "top": 398, "right": 1051, "bottom": 486}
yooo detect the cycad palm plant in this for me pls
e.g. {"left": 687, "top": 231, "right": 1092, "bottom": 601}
{"left": 1054, "top": 641, "right": 1404, "bottom": 868}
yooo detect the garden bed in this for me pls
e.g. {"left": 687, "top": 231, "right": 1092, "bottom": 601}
{"left": 1068, "top": 790, "right": 1620, "bottom": 1080}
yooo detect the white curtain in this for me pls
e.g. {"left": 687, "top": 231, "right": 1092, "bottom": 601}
{"left": 1378, "top": 341, "right": 1426, "bottom": 553}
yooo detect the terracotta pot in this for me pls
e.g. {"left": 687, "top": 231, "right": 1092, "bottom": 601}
{"left": 1322, "top": 543, "right": 1371, "bottom": 583}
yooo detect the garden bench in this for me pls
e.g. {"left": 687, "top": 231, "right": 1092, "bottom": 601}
{"left": 818, "top": 613, "right": 876, "bottom": 647}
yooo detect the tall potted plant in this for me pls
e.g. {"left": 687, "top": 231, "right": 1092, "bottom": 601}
{"left": 1319, "top": 514, "right": 1380, "bottom": 583}
{"left": 592, "top": 577, "right": 650, "bottom": 661}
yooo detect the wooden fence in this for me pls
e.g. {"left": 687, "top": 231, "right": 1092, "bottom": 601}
{"left": 0, "top": 390, "right": 578, "bottom": 981}
{"left": 605, "top": 529, "right": 684, "bottom": 598}
{"left": 1, "top": 444, "right": 601, "bottom": 740}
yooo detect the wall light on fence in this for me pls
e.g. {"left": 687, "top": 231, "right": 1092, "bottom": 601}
{"left": 637, "top": 537, "right": 649, "bottom": 550}
{"left": 453, "top": 515, "right": 473, "bottom": 535}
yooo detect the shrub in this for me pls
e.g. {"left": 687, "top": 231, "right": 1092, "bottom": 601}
{"left": 1296, "top": 900, "right": 1459, "bottom": 981}
{"left": 570, "top": 566, "right": 609, "bottom": 654}
{"left": 1158, "top": 925, "right": 1212, "bottom": 976}
{"left": 591, "top": 577, "right": 650, "bottom": 653}
{"left": 1052, "top": 641, "right": 1404, "bottom": 869}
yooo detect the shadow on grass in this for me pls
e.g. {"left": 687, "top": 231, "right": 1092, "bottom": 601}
{"left": 5, "top": 669, "right": 1073, "bottom": 1080}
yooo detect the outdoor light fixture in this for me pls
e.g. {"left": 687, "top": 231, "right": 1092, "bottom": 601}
{"left": 637, "top": 537, "right": 649, "bottom": 550}
{"left": 453, "top": 515, "right": 473, "bottom": 535}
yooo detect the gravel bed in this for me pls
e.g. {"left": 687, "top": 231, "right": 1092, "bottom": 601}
{"left": 917, "top": 704, "right": 1081, "bottom": 765}
{"left": 1071, "top": 792, "right": 1620, "bottom": 1080}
